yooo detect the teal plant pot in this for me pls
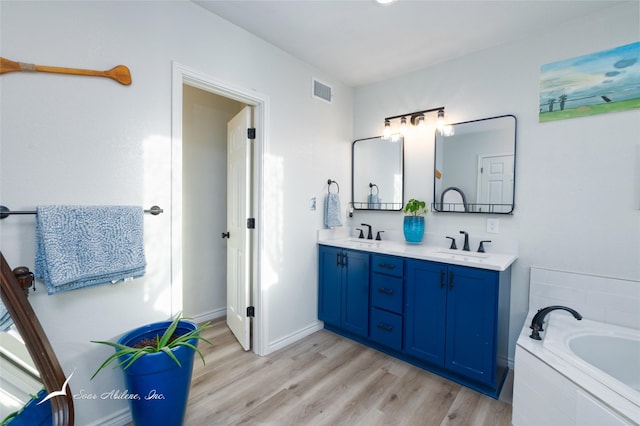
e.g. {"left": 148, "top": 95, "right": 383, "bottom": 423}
{"left": 116, "top": 320, "right": 198, "bottom": 426}
{"left": 403, "top": 216, "right": 425, "bottom": 244}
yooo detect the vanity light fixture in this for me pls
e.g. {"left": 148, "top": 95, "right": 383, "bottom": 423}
{"left": 382, "top": 106, "right": 445, "bottom": 138}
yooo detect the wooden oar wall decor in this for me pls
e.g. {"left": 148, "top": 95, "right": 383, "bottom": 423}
{"left": 0, "top": 57, "right": 132, "bottom": 85}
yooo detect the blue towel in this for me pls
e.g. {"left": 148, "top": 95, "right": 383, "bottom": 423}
{"left": 367, "top": 193, "right": 381, "bottom": 209}
{"left": 324, "top": 193, "right": 342, "bottom": 228}
{"left": 0, "top": 300, "right": 12, "bottom": 332}
{"left": 35, "top": 206, "right": 146, "bottom": 295}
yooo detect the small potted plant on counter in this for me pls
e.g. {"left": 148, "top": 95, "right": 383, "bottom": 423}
{"left": 91, "top": 314, "right": 211, "bottom": 426}
{"left": 403, "top": 198, "right": 428, "bottom": 243}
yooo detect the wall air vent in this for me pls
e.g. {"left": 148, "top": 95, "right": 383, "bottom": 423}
{"left": 312, "top": 78, "right": 332, "bottom": 103}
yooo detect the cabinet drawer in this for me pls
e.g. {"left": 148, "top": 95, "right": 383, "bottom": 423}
{"left": 371, "top": 274, "right": 403, "bottom": 314}
{"left": 371, "top": 254, "right": 403, "bottom": 277}
{"left": 370, "top": 308, "right": 402, "bottom": 351}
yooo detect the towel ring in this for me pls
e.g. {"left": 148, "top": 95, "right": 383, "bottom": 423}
{"left": 369, "top": 183, "right": 379, "bottom": 195}
{"left": 327, "top": 179, "right": 339, "bottom": 194}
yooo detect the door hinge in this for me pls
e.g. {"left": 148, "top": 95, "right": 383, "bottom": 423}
{"left": 247, "top": 128, "right": 256, "bottom": 140}
{"left": 247, "top": 218, "right": 255, "bottom": 229}
{"left": 246, "top": 306, "right": 255, "bottom": 317}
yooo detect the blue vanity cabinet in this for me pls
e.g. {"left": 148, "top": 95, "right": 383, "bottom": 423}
{"left": 318, "top": 245, "right": 370, "bottom": 337}
{"left": 404, "top": 259, "right": 447, "bottom": 365}
{"left": 445, "top": 265, "right": 498, "bottom": 385}
{"left": 318, "top": 243, "right": 511, "bottom": 398}
{"left": 405, "top": 258, "right": 506, "bottom": 389}
{"left": 369, "top": 254, "right": 404, "bottom": 351}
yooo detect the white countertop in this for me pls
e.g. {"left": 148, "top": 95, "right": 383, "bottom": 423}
{"left": 318, "top": 236, "right": 517, "bottom": 271}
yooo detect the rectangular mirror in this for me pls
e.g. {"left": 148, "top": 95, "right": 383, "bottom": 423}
{"left": 352, "top": 135, "right": 404, "bottom": 211}
{"left": 434, "top": 115, "right": 516, "bottom": 214}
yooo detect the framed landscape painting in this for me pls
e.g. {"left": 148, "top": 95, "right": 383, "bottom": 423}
{"left": 539, "top": 41, "right": 640, "bottom": 122}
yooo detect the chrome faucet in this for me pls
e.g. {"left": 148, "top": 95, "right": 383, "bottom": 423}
{"left": 459, "top": 230, "right": 470, "bottom": 251}
{"left": 529, "top": 305, "right": 582, "bottom": 340}
{"left": 361, "top": 223, "right": 373, "bottom": 240}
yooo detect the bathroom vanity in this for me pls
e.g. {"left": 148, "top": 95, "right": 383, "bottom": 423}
{"left": 317, "top": 237, "right": 516, "bottom": 398}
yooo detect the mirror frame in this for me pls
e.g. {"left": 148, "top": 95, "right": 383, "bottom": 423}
{"left": 433, "top": 114, "right": 517, "bottom": 215}
{"left": 0, "top": 251, "right": 74, "bottom": 425}
{"left": 351, "top": 135, "right": 405, "bottom": 211}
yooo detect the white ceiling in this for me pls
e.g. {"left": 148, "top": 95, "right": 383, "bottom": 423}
{"left": 194, "top": 0, "right": 630, "bottom": 87}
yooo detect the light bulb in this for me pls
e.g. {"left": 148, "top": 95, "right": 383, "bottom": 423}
{"left": 383, "top": 119, "right": 391, "bottom": 139}
{"left": 400, "top": 116, "right": 407, "bottom": 135}
{"left": 436, "top": 110, "right": 445, "bottom": 131}
{"left": 416, "top": 114, "right": 425, "bottom": 129}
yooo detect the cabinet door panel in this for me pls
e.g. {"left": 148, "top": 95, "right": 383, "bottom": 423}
{"left": 342, "top": 250, "right": 370, "bottom": 337}
{"left": 445, "top": 265, "right": 498, "bottom": 385}
{"left": 404, "top": 259, "right": 447, "bottom": 366}
{"left": 318, "top": 246, "right": 342, "bottom": 326}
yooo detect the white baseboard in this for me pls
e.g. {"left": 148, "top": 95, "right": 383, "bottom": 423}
{"left": 266, "top": 321, "right": 324, "bottom": 354}
{"left": 187, "top": 307, "right": 226, "bottom": 324}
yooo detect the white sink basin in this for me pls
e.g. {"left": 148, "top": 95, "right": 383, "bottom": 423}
{"left": 347, "top": 238, "right": 378, "bottom": 244}
{"left": 433, "top": 249, "right": 489, "bottom": 260}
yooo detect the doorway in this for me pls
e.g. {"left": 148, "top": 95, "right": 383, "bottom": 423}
{"left": 182, "top": 85, "right": 244, "bottom": 321}
{"left": 171, "top": 62, "right": 267, "bottom": 355}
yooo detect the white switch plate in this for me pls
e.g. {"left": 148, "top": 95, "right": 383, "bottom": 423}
{"left": 487, "top": 218, "right": 500, "bottom": 234}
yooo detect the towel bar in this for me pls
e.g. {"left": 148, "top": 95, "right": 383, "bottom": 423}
{"left": 0, "top": 205, "right": 163, "bottom": 220}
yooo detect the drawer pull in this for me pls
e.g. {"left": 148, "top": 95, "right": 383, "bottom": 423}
{"left": 378, "top": 263, "right": 395, "bottom": 270}
{"left": 376, "top": 323, "right": 393, "bottom": 332}
{"left": 377, "top": 287, "right": 394, "bottom": 295}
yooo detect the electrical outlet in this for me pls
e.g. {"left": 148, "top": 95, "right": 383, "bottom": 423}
{"left": 309, "top": 196, "right": 316, "bottom": 211}
{"left": 487, "top": 218, "right": 500, "bottom": 234}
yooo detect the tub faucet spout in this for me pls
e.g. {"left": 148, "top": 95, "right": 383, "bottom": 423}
{"left": 529, "top": 305, "right": 582, "bottom": 340}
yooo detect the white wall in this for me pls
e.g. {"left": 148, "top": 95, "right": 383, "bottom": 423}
{"left": 0, "top": 2, "right": 353, "bottom": 424}
{"left": 353, "top": 2, "right": 640, "bottom": 362}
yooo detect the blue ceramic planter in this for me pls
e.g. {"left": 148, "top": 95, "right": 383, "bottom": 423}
{"left": 403, "top": 216, "right": 425, "bottom": 244}
{"left": 116, "top": 320, "right": 198, "bottom": 426}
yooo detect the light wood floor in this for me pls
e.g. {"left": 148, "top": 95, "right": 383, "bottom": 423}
{"left": 182, "top": 320, "right": 513, "bottom": 425}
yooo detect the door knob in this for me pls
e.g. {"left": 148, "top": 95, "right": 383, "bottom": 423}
{"left": 221, "top": 232, "right": 230, "bottom": 239}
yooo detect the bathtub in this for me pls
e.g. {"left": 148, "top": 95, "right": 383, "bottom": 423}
{"left": 513, "top": 312, "right": 640, "bottom": 425}
{"left": 543, "top": 313, "right": 640, "bottom": 404}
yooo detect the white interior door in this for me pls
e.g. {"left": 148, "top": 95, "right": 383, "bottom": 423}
{"left": 477, "top": 154, "right": 514, "bottom": 213}
{"left": 226, "top": 106, "right": 253, "bottom": 351}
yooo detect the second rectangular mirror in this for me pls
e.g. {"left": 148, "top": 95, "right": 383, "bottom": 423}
{"left": 352, "top": 135, "right": 404, "bottom": 211}
{"left": 434, "top": 115, "right": 516, "bottom": 214}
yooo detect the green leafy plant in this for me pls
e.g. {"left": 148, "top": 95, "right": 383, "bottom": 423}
{"left": 90, "top": 313, "right": 212, "bottom": 380}
{"left": 403, "top": 198, "right": 428, "bottom": 216}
